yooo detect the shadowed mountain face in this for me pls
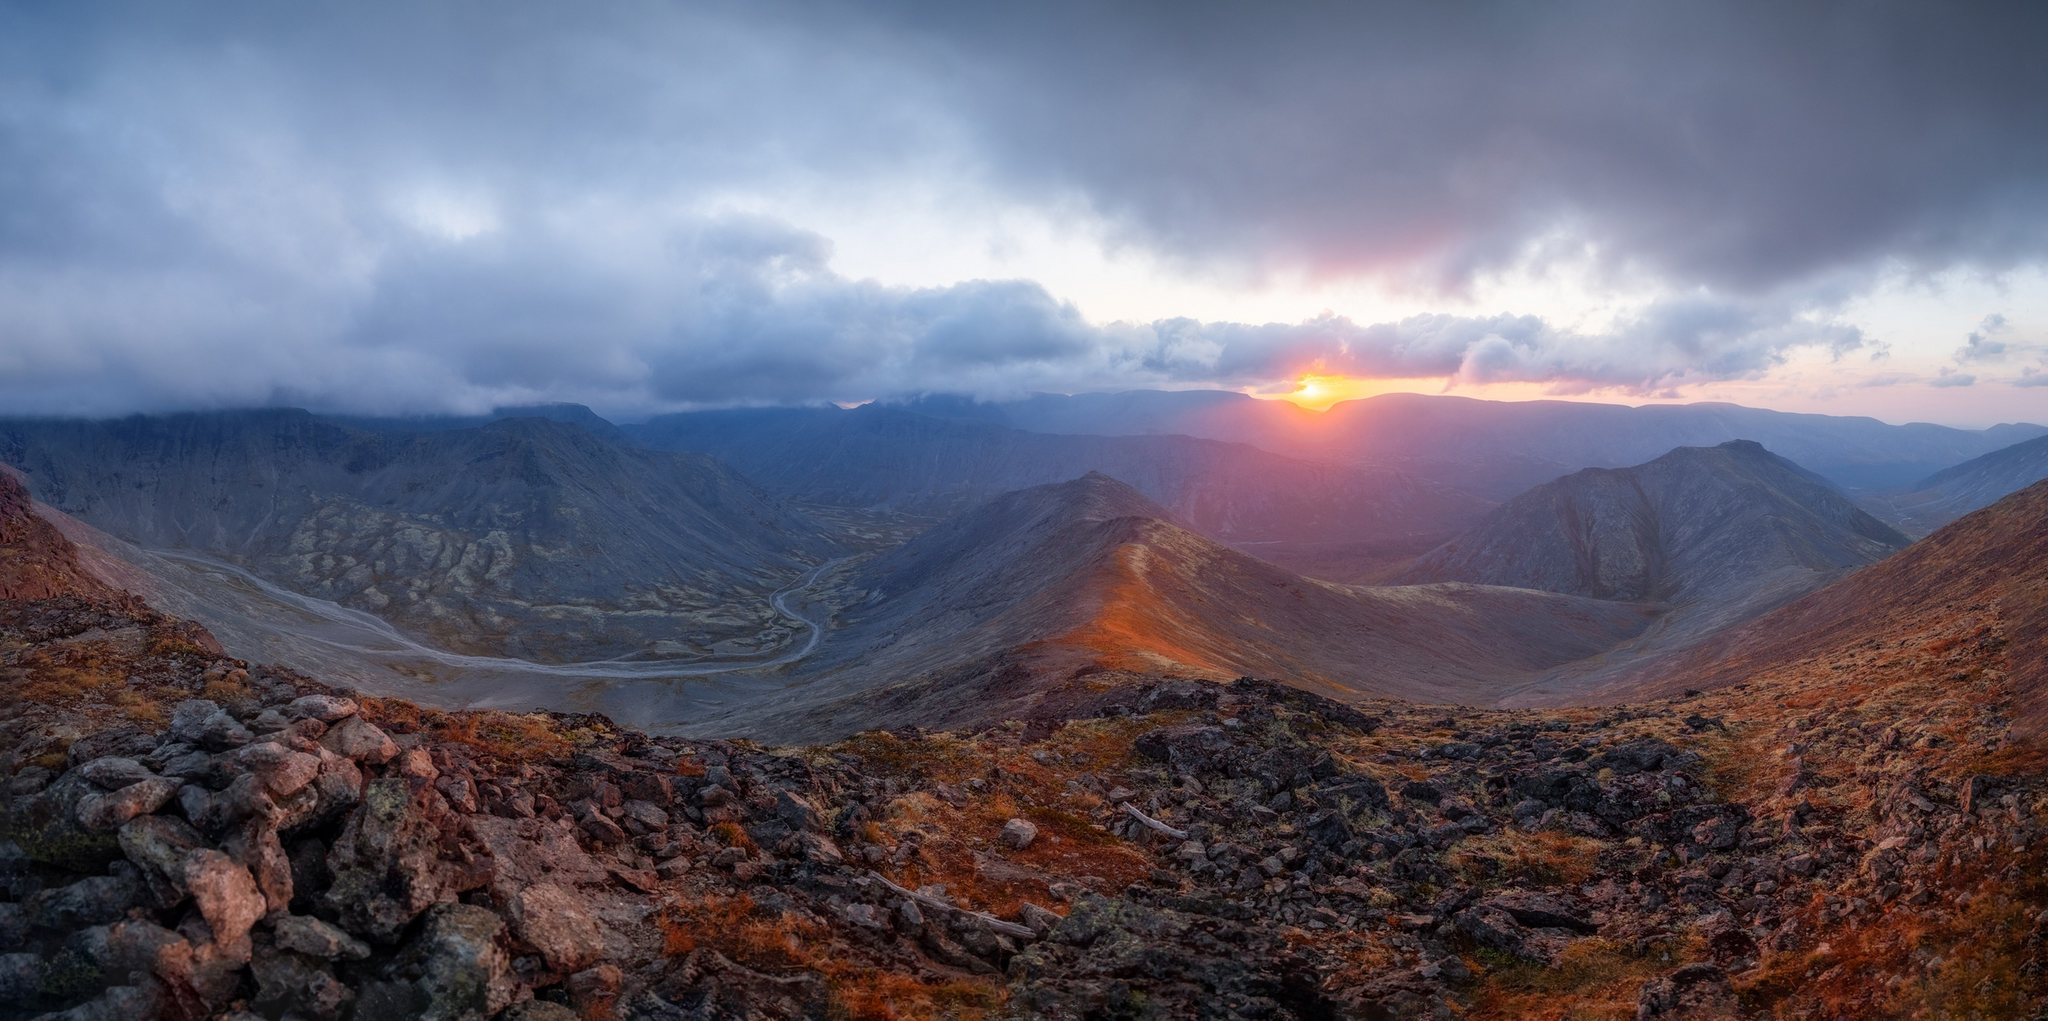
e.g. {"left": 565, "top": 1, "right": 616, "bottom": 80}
{"left": 945, "top": 390, "right": 2047, "bottom": 497}
{"left": 1871, "top": 434, "right": 2048, "bottom": 536}
{"left": 715, "top": 473, "right": 1656, "bottom": 741}
{"left": 627, "top": 405, "right": 1491, "bottom": 544}
{"left": 0, "top": 410, "right": 839, "bottom": 661}
{"left": 1402, "top": 441, "right": 1909, "bottom": 610}
{"left": 1559, "top": 477, "right": 2048, "bottom": 725}
{"left": 0, "top": 467, "right": 118, "bottom": 602}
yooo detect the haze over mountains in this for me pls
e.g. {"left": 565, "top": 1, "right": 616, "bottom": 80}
{"left": 1872, "top": 433, "right": 2048, "bottom": 536}
{"left": 913, "top": 390, "right": 2048, "bottom": 496}
{"left": 627, "top": 403, "right": 1490, "bottom": 543}
{"left": 3, "top": 391, "right": 2046, "bottom": 741}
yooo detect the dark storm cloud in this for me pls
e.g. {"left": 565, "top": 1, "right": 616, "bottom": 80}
{"left": 887, "top": 1, "right": 2048, "bottom": 290}
{"left": 0, "top": 1, "right": 2040, "bottom": 414}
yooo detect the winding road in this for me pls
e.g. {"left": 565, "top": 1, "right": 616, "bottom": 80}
{"left": 149, "top": 548, "right": 851, "bottom": 678}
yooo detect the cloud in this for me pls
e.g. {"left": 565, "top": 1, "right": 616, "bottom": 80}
{"left": 2017, "top": 367, "right": 2048, "bottom": 388}
{"left": 1958, "top": 312, "right": 2013, "bottom": 361}
{"left": 0, "top": 2, "right": 2042, "bottom": 417}
{"left": 1931, "top": 368, "right": 1977, "bottom": 388}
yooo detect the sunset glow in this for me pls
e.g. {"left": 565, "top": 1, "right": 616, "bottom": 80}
{"left": 1263, "top": 374, "right": 1421, "bottom": 411}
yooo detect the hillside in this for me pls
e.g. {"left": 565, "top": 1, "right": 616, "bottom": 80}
{"left": 1569, "top": 476, "right": 2048, "bottom": 720}
{"left": 1870, "top": 433, "right": 2048, "bottom": 535}
{"left": 0, "top": 410, "right": 840, "bottom": 662}
{"left": 626, "top": 404, "right": 1491, "bottom": 544}
{"left": 717, "top": 473, "right": 1656, "bottom": 741}
{"left": 1404, "top": 440, "right": 1907, "bottom": 613}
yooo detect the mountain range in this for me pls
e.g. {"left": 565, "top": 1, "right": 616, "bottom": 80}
{"left": 713, "top": 473, "right": 1658, "bottom": 740}
{"left": 0, "top": 410, "right": 838, "bottom": 662}
{"left": 5, "top": 393, "right": 2047, "bottom": 742}
{"left": 910, "top": 390, "right": 2047, "bottom": 496}
{"left": 626, "top": 403, "right": 1490, "bottom": 544}
{"left": 1868, "top": 433, "right": 2048, "bottom": 536}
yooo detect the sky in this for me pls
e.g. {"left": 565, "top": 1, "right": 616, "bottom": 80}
{"left": 2, "top": 2, "right": 2047, "bottom": 426}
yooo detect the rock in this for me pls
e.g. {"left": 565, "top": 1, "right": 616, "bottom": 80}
{"left": 0, "top": 903, "right": 23, "bottom": 949}
{"left": 1019, "top": 902, "right": 1061, "bottom": 936}
{"left": 799, "top": 833, "right": 845, "bottom": 864}
{"left": 1636, "top": 962, "right": 1736, "bottom": 1018}
{"left": 286, "top": 695, "right": 360, "bottom": 723}
{"left": 620, "top": 799, "right": 668, "bottom": 831}
{"left": 169, "top": 701, "right": 254, "bottom": 751}
{"left": 5, "top": 774, "right": 123, "bottom": 871}
{"left": 320, "top": 717, "right": 398, "bottom": 765}
{"left": 568, "top": 962, "right": 623, "bottom": 1014}
{"left": 1489, "top": 890, "right": 1598, "bottom": 934}
{"left": 75, "top": 758, "right": 155, "bottom": 791}
{"left": 580, "top": 814, "right": 628, "bottom": 845}
{"left": 236, "top": 742, "right": 323, "bottom": 796}
{"left": 0, "top": 951, "right": 40, "bottom": 1003}
{"left": 394, "top": 748, "right": 439, "bottom": 781}
{"left": 500, "top": 1001, "right": 580, "bottom": 1021}
{"left": 102, "top": 918, "right": 192, "bottom": 985}
{"left": 31, "top": 983, "right": 162, "bottom": 1021}
{"left": 273, "top": 914, "right": 372, "bottom": 961}
{"left": 117, "top": 814, "right": 206, "bottom": 907}
{"left": 221, "top": 819, "right": 293, "bottom": 914}
{"left": 410, "top": 903, "right": 516, "bottom": 1021}
{"left": 774, "top": 789, "right": 825, "bottom": 832}
{"left": 325, "top": 778, "right": 447, "bottom": 943}
{"left": 1000, "top": 818, "right": 1039, "bottom": 850}
{"left": 73, "top": 777, "right": 180, "bottom": 831}
{"left": 25, "top": 874, "right": 139, "bottom": 930}
{"left": 183, "top": 849, "right": 265, "bottom": 946}
{"left": 1454, "top": 904, "right": 1568, "bottom": 966}
{"left": 251, "top": 944, "right": 354, "bottom": 1021}
{"left": 508, "top": 882, "right": 605, "bottom": 974}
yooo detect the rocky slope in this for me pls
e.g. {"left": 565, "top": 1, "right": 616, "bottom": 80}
{"left": 3, "top": 455, "right": 2047, "bottom": 1019}
{"left": 626, "top": 404, "right": 1491, "bottom": 544}
{"left": 0, "top": 411, "right": 840, "bottom": 663}
{"left": 1869, "top": 433, "right": 2048, "bottom": 536}
{"left": 718, "top": 474, "right": 1657, "bottom": 742}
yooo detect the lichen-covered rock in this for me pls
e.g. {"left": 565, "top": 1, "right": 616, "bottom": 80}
{"left": 117, "top": 814, "right": 205, "bottom": 908}
{"left": 101, "top": 918, "right": 191, "bottom": 986}
{"left": 251, "top": 944, "right": 355, "bottom": 1021}
{"left": 508, "top": 882, "right": 604, "bottom": 973}
{"left": 272, "top": 915, "right": 371, "bottom": 961}
{"left": 1000, "top": 817, "right": 1039, "bottom": 849}
{"left": 398, "top": 903, "right": 516, "bottom": 1021}
{"left": 5, "top": 775, "right": 123, "bottom": 872}
{"left": 168, "top": 700, "right": 253, "bottom": 751}
{"left": 324, "top": 778, "right": 447, "bottom": 943}
{"left": 24, "top": 874, "right": 139, "bottom": 930}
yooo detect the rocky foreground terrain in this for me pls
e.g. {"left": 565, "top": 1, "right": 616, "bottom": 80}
{"left": 3, "top": 475, "right": 2048, "bottom": 1019}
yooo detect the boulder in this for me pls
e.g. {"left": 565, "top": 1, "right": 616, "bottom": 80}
{"left": 25, "top": 874, "right": 139, "bottom": 930}
{"left": 324, "top": 778, "right": 447, "bottom": 942}
{"left": 508, "top": 882, "right": 605, "bottom": 974}
{"left": 74, "top": 777, "right": 180, "bottom": 831}
{"left": 102, "top": 918, "right": 192, "bottom": 986}
{"left": 75, "top": 758, "right": 155, "bottom": 791}
{"left": 409, "top": 903, "right": 516, "bottom": 1021}
{"left": 251, "top": 944, "right": 354, "bottom": 1021}
{"left": 221, "top": 819, "right": 294, "bottom": 914}
{"left": 286, "top": 695, "right": 360, "bottom": 723}
{"left": 168, "top": 701, "right": 253, "bottom": 751}
{"left": 1000, "top": 818, "right": 1039, "bottom": 850}
{"left": 273, "top": 914, "right": 372, "bottom": 961}
{"left": 183, "top": 849, "right": 265, "bottom": 946}
{"left": 117, "top": 814, "right": 206, "bottom": 907}
{"left": 320, "top": 717, "right": 398, "bottom": 766}
{"left": 235, "top": 742, "right": 323, "bottom": 797}
{"left": 5, "top": 774, "right": 123, "bottom": 871}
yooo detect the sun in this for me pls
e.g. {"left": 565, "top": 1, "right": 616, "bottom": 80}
{"left": 1268, "top": 373, "right": 1375, "bottom": 411}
